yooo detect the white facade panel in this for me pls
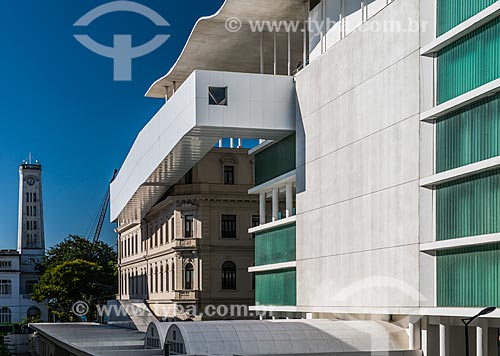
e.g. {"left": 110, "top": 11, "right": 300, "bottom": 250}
{"left": 111, "top": 71, "right": 296, "bottom": 222}
{"left": 295, "top": 0, "right": 421, "bottom": 310}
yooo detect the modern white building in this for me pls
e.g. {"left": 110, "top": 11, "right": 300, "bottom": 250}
{"left": 108, "top": 0, "right": 500, "bottom": 355}
{"left": 0, "top": 161, "right": 48, "bottom": 325}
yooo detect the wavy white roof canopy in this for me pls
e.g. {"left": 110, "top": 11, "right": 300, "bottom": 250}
{"left": 164, "top": 319, "right": 409, "bottom": 355}
{"left": 146, "top": 0, "right": 306, "bottom": 98}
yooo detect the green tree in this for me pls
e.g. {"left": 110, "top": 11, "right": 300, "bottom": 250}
{"left": 0, "top": 337, "right": 9, "bottom": 356}
{"left": 32, "top": 259, "right": 111, "bottom": 321}
{"left": 38, "top": 235, "right": 117, "bottom": 280}
{"left": 32, "top": 236, "right": 117, "bottom": 321}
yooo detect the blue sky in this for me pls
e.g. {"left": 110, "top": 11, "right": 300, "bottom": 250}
{"left": 0, "top": 0, "right": 224, "bottom": 249}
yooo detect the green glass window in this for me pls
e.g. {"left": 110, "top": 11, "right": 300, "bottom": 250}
{"left": 436, "top": 94, "right": 500, "bottom": 173}
{"left": 255, "top": 269, "right": 296, "bottom": 306}
{"left": 437, "top": 17, "right": 500, "bottom": 104}
{"left": 437, "top": 243, "right": 500, "bottom": 307}
{"left": 436, "top": 169, "right": 500, "bottom": 240}
{"left": 255, "top": 134, "right": 295, "bottom": 185}
{"left": 437, "top": 0, "right": 497, "bottom": 36}
{"left": 255, "top": 223, "right": 296, "bottom": 266}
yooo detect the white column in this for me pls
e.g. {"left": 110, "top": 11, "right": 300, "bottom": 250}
{"left": 476, "top": 325, "right": 483, "bottom": 356}
{"left": 439, "top": 323, "right": 448, "bottom": 356}
{"left": 237, "top": 138, "right": 242, "bottom": 148}
{"left": 218, "top": 139, "right": 223, "bottom": 148}
{"left": 421, "top": 318, "right": 428, "bottom": 356}
{"left": 259, "top": 192, "right": 266, "bottom": 225}
{"left": 272, "top": 188, "right": 279, "bottom": 221}
{"left": 409, "top": 322, "right": 415, "bottom": 350}
{"left": 287, "top": 30, "right": 291, "bottom": 76}
{"left": 230, "top": 138, "right": 234, "bottom": 148}
{"left": 273, "top": 31, "right": 277, "bottom": 75}
{"left": 285, "top": 183, "right": 293, "bottom": 218}
{"left": 476, "top": 320, "right": 488, "bottom": 356}
{"left": 260, "top": 32, "right": 264, "bottom": 74}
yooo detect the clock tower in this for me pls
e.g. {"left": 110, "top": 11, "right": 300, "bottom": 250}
{"left": 17, "top": 160, "right": 45, "bottom": 271}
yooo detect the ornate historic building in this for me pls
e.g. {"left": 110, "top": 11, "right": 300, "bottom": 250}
{"left": 116, "top": 147, "right": 258, "bottom": 319}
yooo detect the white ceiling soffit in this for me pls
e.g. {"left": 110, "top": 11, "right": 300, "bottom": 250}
{"left": 146, "top": 0, "right": 306, "bottom": 98}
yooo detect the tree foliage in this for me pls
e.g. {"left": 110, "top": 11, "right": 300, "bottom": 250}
{"left": 33, "top": 235, "right": 117, "bottom": 321}
{"left": 39, "top": 235, "right": 116, "bottom": 278}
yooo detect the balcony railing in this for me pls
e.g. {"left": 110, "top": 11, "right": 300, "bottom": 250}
{"left": 172, "top": 238, "right": 198, "bottom": 250}
{"left": 174, "top": 290, "right": 199, "bottom": 300}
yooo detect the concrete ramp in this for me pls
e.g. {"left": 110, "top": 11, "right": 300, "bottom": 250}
{"left": 106, "top": 300, "right": 157, "bottom": 332}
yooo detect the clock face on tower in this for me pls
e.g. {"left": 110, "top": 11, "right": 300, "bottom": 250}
{"left": 27, "top": 177, "right": 36, "bottom": 186}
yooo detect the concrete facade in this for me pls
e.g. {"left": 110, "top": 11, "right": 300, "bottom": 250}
{"left": 295, "top": 0, "right": 421, "bottom": 310}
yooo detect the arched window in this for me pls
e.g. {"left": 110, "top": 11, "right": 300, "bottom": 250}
{"left": 27, "top": 306, "right": 41, "bottom": 319}
{"left": 0, "top": 307, "right": 11, "bottom": 323}
{"left": 221, "top": 261, "right": 236, "bottom": 290}
{"left": 184, "top": 263, "right": 194, "bottom": 290}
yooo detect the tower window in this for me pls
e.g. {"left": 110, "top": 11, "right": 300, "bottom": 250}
{"left": 208, "top": 87, "right": 228, "bottom": 106}
{"left": 33, "top": 193, "right": 36, "bottom": 203}
{"left": 223, "top": 166, "right": 234, "bottom": 185}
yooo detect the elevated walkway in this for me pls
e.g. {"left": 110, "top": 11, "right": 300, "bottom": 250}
{"left": 111, "top": 70, "right": 296, "bottom": 222}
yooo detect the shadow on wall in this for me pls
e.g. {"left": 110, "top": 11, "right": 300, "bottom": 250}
{"left": 296, "top": 102, "right": 306, "bottom": 195}
{"left": 127, "top": 273, "right": 149, "bottom": 300}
